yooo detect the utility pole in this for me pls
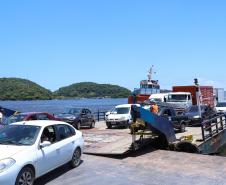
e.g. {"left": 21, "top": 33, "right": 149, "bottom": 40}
{"left": 194, "top": 78, "right": 202, "bottom": 118}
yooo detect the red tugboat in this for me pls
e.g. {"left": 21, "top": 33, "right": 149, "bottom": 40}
{"left": 128, "top": 66, "right": 160, "bottom": 104}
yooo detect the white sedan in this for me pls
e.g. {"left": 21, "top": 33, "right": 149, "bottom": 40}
{"left": 0, "top": 120, "right": 84, "bottom": 185}
{"left": 216, "top": 102, "right": 226, "bottom": 114}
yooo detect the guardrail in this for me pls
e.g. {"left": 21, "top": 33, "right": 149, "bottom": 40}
{"left": 201, "top": 114, "right": 226, "bottom": 141}
{"left": 94, "top": 110, "right": 106, "bottom": 122}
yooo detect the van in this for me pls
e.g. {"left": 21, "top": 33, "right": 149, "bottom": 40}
{"left": 149, "top": 93, "right": 168, "bottom": 103}
{"left": 105, "top": 104, "right": 140, "bottom": 129}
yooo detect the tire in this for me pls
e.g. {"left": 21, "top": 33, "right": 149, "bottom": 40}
{"left": 106, "top": 123, "right": 112, "bottom": 129}
{"left": 70, "top": 148, "right": 81, "bottom": 168}
{"left": 180, "top": 122, "right": 186, "bottom": 133}
{"left": 90, "top": 121, "right": 95, "bottom": 128}
{"left": 15, "top": 166, "right": 35, "bottom": 185}
{"left": 76, "top": 121, "right": 81, "bottom": 130}
{"left": 175, "top": 141, "right": 199, "bottom": 153}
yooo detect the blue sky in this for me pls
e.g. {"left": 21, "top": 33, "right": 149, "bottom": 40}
{"left": 0, "top": 0, "right": 225, "bottom": 91}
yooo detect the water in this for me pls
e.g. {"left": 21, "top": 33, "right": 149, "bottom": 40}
{"left": 0, "top": 98, "right": 127, "bottom": 114}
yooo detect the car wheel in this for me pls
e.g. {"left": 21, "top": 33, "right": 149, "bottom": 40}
{"left": 90, "top": 121, "right": 95, "bottom": 128}
{"left": 76, "top": 121, "right": 81, "bottom": 130}
{"left": 70, "top": 148, "right": 81, "bottom": 168}
{"left": 106, "top": 123, "right": 112, "bottom": 129}
{"left": 180, "top": 122, "right": 186, "bottom": 133}
{"left": 15, "top": 166, "right": 35, "bottom": 185}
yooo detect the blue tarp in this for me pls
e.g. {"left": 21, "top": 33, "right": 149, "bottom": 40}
{"left": 140, "top": 107, "right": 176, "bottom": 143}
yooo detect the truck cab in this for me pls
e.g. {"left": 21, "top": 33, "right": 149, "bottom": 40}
{"left": 166, "top": 92, "right": 192, "bottom": 109}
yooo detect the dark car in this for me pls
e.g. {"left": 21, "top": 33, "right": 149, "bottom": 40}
{"left": 184, "top": 105, "right": 217, "bottom": 126}
{"left": 5, "top": 112, "right": 61, "bottom": 125}
{"left": 55, "top": 108, "right": 95, "bottom": 129}
{"left": 158, "top": 107, "right": 189, "bottom": 132}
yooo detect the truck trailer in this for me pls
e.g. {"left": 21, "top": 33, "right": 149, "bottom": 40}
{"left": 172, "top": 86, "right": 214, "bottom": 107}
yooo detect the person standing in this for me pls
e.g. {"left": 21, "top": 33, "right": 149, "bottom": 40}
{"left": 0, "top": 109, "right": 3, "bottom": 123}
{"left": 150, "top": 102, "right": 159, "bottom": 114}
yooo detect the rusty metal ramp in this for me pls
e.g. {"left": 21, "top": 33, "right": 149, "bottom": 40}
{"left": 82, "top": 121, "right": 132, "bottom": 155}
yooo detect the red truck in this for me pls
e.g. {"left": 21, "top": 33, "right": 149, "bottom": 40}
{"left": 172, "top": 86, "right": 215, "bottom": 107}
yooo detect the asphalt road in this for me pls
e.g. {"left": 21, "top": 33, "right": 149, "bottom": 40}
{"left": 34, "top": 149, "right": 226, "bottom": 185}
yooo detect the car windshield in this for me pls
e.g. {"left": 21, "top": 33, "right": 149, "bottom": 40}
{"left": 0, "top": 125, "right": 40, "bottom": 146}
{"left": 167, "top": 95, "right": 188, "bottom": 102}
{"left": 216, "top": 102, "right": 226, "bottom": 107}
{"left": 188, "top": 106, "right": 198, "bottom": 112}
{"left": 187, "top": 106, "right": 206, "bottom": 113}
{"left": 115, "top": 107, "right": 130, "bottom": 114}
{"left": 64, "top": 108, "right": 81, "bottom": 114}
{"left": 7, "top": 114, "right": 26, "bottom": 124}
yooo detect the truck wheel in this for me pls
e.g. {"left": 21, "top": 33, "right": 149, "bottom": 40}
{"left": 180, "top": 122, "right": 186, "bottom": 133}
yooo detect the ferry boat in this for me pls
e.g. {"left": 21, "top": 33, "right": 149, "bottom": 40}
{"left": 128, "top": 66, "right": 160, "bottom": 104}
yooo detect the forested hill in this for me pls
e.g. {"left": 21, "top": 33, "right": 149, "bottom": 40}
{"left": 0, "top": 78, "right": 53, "bottom": 100}
{"left": 0, "top": 79, "right": 131, "bottom": 100}
{"left": 54, "top": 82, "right": 131, "bottom": 98}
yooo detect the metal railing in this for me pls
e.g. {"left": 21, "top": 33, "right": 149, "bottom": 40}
{"left": 93, "top": 110, "right": 106, "bottom": 122}
{"left": 201, "top": 114, "right": 226, "bottom": 141}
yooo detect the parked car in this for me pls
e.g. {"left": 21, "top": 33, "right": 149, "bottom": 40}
{"left": 5, "top": 112, "right": 61, "bottom": 125}
{"left": 215, "top": 102, "right": 226, "bottom": 114}
{"left": 55, "top": 108, "right": 95, "bottom": 129}
{"left": 158, "top": 107, "right": 189, "bottom": 132}
{"left": 0, "top": 120, "right": 84, "bottom": 185}
{"left": 105, "top": 104, "right": 140, "bottom": 129}
{"left": 184, "top": 105, "right": 217, "bottom": 126}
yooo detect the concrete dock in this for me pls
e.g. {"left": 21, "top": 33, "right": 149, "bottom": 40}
{"left": 82, "top": 121, "right": 132, "bottom": 155}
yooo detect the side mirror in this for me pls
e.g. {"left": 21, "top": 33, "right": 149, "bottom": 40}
{"left": 40, "top": 141, "right": 51, "bottom": 148}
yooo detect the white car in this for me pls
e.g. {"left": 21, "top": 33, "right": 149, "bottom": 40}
{"left": 105, "top": 104, "right": 140, "bottom": 128}
{"left": 215, "top": 102, "right": 226, "bottom": 114}
{"left": 0, "top": 120, "right": 84, "bottom": 185}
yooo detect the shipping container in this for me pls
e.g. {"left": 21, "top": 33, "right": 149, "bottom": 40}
{"left": 172, "top": 86, "right": 214, "bottom": 107}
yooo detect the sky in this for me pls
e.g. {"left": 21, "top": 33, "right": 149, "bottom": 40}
{"left": 0, "top": 0, "right": 226, "bottom": 91}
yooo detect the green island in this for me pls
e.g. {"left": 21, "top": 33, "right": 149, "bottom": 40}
{"left": 54, "top": 82, "right": 131, "bottom": 99}
{"left": 0, "top": 78, "right": 131, "bottom": 100}
{"left": 0, "top": 78, "right": 53, "bottom": 100}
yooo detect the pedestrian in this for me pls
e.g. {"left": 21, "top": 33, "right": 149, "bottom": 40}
{"left": 150, "top": 102, "right": 158, "bottom": 114}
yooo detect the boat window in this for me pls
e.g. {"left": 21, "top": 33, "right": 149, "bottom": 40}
{"left": 148, "top": 85, "right": 153, "bottom": 88}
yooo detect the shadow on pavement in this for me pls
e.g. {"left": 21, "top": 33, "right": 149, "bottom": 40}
{"left": 34, "top": 160, "right": 84, "bottom": 185}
